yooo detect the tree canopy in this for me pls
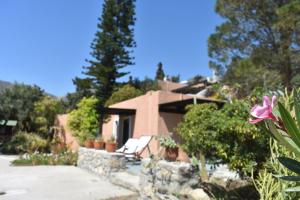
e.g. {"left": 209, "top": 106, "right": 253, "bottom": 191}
{"left": 0, "top": 83, "right": 44, "bottom": 132}
{"left": 155, "top": 62, "right": 165, "bottom": 80}
{"left": 209, "top": 0, "right": 300, "bottom": 90}
{"left": 105, "top": 84, "right": 142, "bottom": 106}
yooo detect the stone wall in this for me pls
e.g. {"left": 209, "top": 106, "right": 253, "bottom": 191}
{"left": 77, "top": 147, "right": 126, "bottom": 177}
{"left": 140, "top": 158, "right": 210, "bottom": 200}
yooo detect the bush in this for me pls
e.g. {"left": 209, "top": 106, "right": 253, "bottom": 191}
{"left": 12, "top": 149, "right": 78, "bottom": 166}
{"left": 253, "top": 140, "right": 297, "bottom": 200}
{"left": 67, "top": 96, "right": 99, "bottom": 144}
{"left": 218, "top": 100, "right": 269, "bottom": 176}
{"left": 1, "top": 132, "right": 47, "bottom": 154}
{"left": 177, "top": 100, "right": 269, "bottom": 177}
{"left": 177, "top": 103, "right": 221, "bottom": 180}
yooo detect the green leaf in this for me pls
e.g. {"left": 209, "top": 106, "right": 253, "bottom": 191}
{"left": 279, "top": 175, "right": 300, "bottom": 181}
{"left": 285, "top": 186, "right": 300, "bottom": 192}
{"left": 293, "top": 90, "right": 300, "bottom": 128}
{"left": 266, "top": 120, "right": 300, "bottom": 157}
{"left": 278, "top": 157, "right": 300, "bottom": 175}
{"left": 278, "top": 102, "right": 300, "bottom": 148}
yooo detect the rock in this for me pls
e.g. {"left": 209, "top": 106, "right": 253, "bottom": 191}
{"left": 139, "top": 158, "right": 201, "bottom": 198}
{"left": 181, "top": 188, "right": 210, "bottom": 200}
{"left": 190, "top": 189, "right": 210, "bottom": 200}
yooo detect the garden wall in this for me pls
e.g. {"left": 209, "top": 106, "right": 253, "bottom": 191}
{"left": 140, "top": 158, "right": 210, "bottom": 200}
{"left": 77, "top": 147, "right": 126, "bottom": 177}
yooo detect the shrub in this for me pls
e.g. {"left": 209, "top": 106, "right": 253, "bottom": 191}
{"left": 67, "top": 96, "right": 99, "bottom": 144}
{"left": 1, "top": 132, "right": 47, "bottom": 154}
{"left": 253, "top": 140, "right": 297, "bottom": 200}
{"left": 177, "top": 100, "right": 269, "bottom": 177}
{"left": 12, "top": 149, "right": 78, "bottom": 166}
{"left": 157, "top": 136, "right": 177, "bottom": 148}
{"left": 33, "top": 96, "right": 62, "bottom": 137}
{"left": 177, "top": 103, "right": 221, "bottom": 180}
{"left": 218, "top": 100, "right": 269, "bottom": 176}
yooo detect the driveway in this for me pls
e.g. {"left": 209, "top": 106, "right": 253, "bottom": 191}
{"left": 0, "top": 155, "right": 137, "bottom": 200}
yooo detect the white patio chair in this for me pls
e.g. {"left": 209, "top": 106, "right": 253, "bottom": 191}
{"left": 116, "top": 138, "right": 139, "bottom": 154}
{"left": 124, "top": 135, "right": 153, "bottom": 159}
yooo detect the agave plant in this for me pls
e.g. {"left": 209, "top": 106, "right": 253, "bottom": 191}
{"left": 250, "top": 90, "right": 300, "bottom": 192}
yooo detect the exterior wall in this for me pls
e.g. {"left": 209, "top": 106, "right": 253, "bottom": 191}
{"left": 102, "top": 116, "right": 115, "bottom": 141}
{"left": 158, "top": 112, "right": 183, "bottom": 136}
{"left": 55, "top": 114, "right": 80, "bottom": 151}
{"left": 102, "top": 91, "right": 161, "bottom": 156}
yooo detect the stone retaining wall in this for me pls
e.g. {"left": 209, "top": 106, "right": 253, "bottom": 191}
{"left": 77, "top": 147, "right": 126, "bottom": 177}
{"left": 140, "top": 158, "right": 210, "bottom": 200}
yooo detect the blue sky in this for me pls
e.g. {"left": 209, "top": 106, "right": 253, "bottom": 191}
{"left": 0, "top": 0, "right": 222, "bottom": 96}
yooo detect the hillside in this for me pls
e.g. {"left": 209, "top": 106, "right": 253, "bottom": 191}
{"left": 0, "top": 80, "right": 13, "bottom": 92}
{"left": 0, "top": 80, "right": 55, "bottom": 97}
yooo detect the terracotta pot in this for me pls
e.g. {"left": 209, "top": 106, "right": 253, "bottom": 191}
{"left": 84, "top": 140, "right": 94, "bottom": 148}
{"left": 105, "top": 142, "right": 117, "bottom": 152}
{"left": 94, "top": 141, "right": 105, "bottom": 149}
{"left": 164, "top": 147, "right": 179, "bottom": 161}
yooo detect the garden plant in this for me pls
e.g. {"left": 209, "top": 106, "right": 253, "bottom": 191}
{"left": 250, "top": 90, "right": 300, "bottom": 193}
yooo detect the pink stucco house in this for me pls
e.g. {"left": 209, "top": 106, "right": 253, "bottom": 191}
{"left": 56, "top": 78, "right": 223, "bottom": 157}
{"left": 101, "top": 79, "right": 223, "bottom": 157}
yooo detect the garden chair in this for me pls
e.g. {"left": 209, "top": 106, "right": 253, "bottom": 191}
{"left": 124, "top": 135, "right": 153, "bottom": 160}
{"left": 116, "top": 138, "right": 139, "bottom": 154}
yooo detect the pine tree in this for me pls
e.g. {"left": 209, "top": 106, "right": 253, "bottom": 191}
{"left": 155, "top": 62, "right": 165, "bottom": 80}
{"left": 74, "top": 0, "right": 136, "bottom": 106}
{"left": 209, "top": 0, "right": 300, "bottom": 90}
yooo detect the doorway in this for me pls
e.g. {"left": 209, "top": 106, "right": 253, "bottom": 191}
{"left": 121, "top": 117, "right": 131, "bottom": 145}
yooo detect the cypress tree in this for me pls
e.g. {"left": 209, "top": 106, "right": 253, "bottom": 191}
{"left": 75, "top": 0, "right": 136, "bottom": 106}
{"left": 155, "top": 62, "right": 165, "bottom": 80}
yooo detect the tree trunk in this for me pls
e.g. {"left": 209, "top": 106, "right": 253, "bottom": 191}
{"left": 199, "top": 151, "right": 208, "bottom": 181}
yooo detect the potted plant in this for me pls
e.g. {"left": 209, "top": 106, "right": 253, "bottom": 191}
{"left": 158, "top": 136, "right": 178, "bottom": 161}
{"left": 84, "top": 136, "right": 94, "bottom": 148}
{"left": 105, "top": 136, "right": 117, "bottom": 152}
{"left": 94, "top": 137, "right": 105, "bottom": 150}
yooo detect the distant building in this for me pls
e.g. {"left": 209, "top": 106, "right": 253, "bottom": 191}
{"left": 0, "top": 120, "right": 17, "bottom": 142}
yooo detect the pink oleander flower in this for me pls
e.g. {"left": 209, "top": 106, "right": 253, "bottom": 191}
{"left": 250, "top": 96, "right": 277, "bottom": 124}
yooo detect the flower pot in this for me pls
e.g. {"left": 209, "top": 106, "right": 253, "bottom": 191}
{"left": 84, "top": 140, "right": 94, "bottom": 148}
{"left": 164, "top": 147, "right": 179, "bottom": 161}
{"left": 94, "top": 141, "right": 105, "bottom": 149}
{"left": 106, "top": 142, "right": 117, "bottom": 152}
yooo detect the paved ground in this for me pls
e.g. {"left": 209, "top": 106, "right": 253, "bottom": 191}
{"left": 0, "top": 155, "right": 138, "bottom": 200}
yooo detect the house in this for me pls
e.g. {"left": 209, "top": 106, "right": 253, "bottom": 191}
{"left": 0, "top": 120, "right": 17, "bottom": 142}
{"left": 101, "top": 78, "right": 224, "bottom": 157}
{"left": 55, "top": 75, "right": 224, "bottom": 156}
